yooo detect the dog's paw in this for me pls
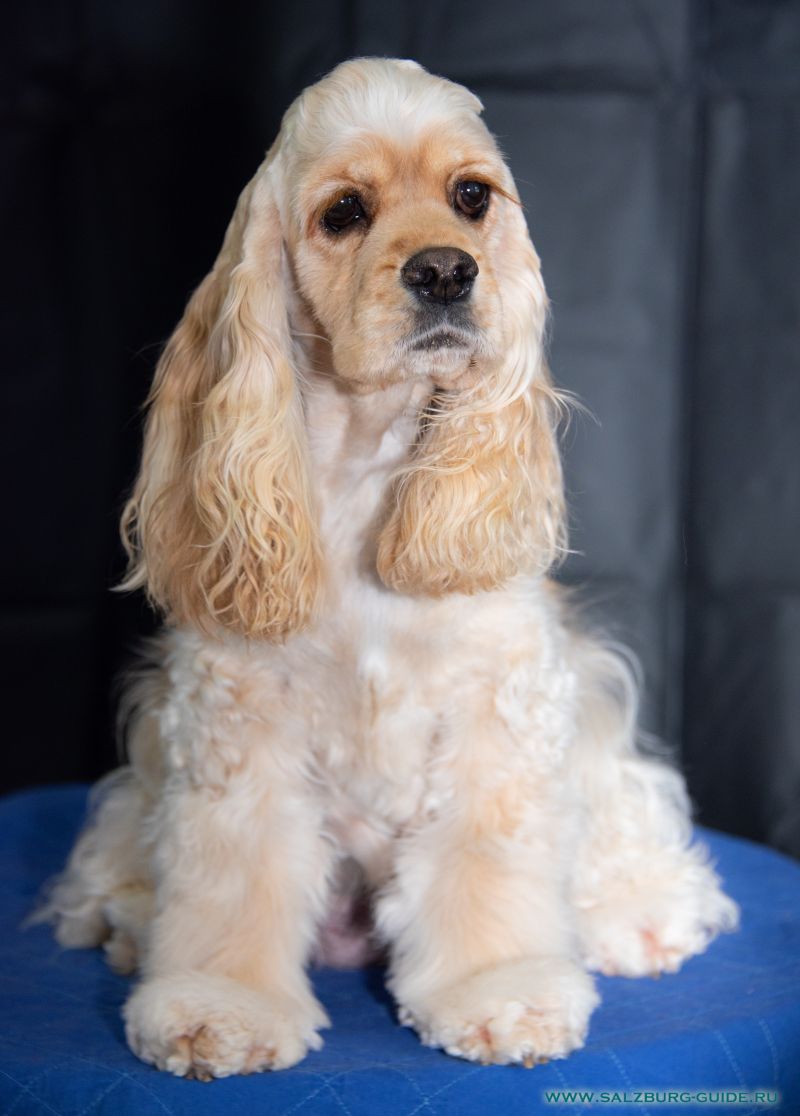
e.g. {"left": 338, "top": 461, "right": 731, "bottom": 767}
{"left": 399, "top": 957, "right": 598, "bottom": 1066}
{"left": 578, "top": 864, "right": 739, "bottom": 978}
{"left": 124, "top": 973, "right": 328, "bottom": 1078}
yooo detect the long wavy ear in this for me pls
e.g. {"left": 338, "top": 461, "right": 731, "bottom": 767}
{"left": 120, "top": 164, "right": 323, "bottom": 639}
{"left": 376, "top": 202, "right": 566, "bottom": 596}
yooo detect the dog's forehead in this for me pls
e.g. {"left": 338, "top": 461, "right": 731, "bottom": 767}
{"left": 283, "top": 58, "right": 490, "bottom": 170}
{"left": 308, "top": 130, "right": 498, "bottom": 194}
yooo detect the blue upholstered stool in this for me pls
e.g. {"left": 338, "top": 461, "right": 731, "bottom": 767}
{"left": 1, "top": 785, "right": 798, "bottom": 1115}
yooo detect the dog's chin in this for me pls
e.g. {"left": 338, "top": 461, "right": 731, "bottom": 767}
{"left": 420, "top": 352, "right": 478, "bottom": 387}
{"left": 401, "top": 332, "right": 483, "bottom": 385}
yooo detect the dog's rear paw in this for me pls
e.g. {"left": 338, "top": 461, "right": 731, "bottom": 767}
{"left": 124, "top": 973, "right": 328, "bottom": 1078}
{"left": 578, "top": 864, "right": 739, "bottom": 978}
{"left": 399, "top": 957, "right": 598, "bottom": 1066}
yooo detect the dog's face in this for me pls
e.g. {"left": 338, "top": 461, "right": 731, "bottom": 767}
{"left": 278, "top": 60, "right": 535, "bottom": 390}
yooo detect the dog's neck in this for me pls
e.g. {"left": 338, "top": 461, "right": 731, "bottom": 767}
{"left": 299, "top": 357, "right": 431, "bottom": 571}
{"left": 303, "top": 366, "right": 429, "bottom": 491}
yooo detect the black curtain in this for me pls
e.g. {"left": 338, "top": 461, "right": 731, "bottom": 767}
{"left": 3, "top": 0, "right": 799, "bottom": 855}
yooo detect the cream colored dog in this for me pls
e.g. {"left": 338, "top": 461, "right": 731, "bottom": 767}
{"left": 44, "top": 58, "right": 737, "bottom": 1079}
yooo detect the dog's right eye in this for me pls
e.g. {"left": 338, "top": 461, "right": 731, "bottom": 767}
{"left": 322, "top": 195, "right": 368, "bottom": 233}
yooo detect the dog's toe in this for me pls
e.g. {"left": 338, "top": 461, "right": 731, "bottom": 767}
{"left": 400, "top": 957, "right": 598, "bottom": 1066}
{"left": 124, "top": 972, "right": 326, "bottom": 1078}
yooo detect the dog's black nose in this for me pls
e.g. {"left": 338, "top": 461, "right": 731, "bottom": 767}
{"left": 401, "top": 247, "right": 478, "bottom": 305}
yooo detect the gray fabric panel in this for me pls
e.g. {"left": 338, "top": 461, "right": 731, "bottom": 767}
{"left": 706, "top": 0, "right": 800, "bottom": 92}
{"left": 353, "top": 0, "right": 691, "bottom": 88}
{"left": 691, "top": 98, "right": 800, "bottom": 588}
{"left": 684, "top": 19, "right": 800, "bottom": 850}
{"left": 685, "top": 595, "right": 800, "bottom": 852}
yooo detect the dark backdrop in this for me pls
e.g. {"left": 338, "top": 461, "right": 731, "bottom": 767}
{"left": 3, "top": 1, "right": 799, "bottom": 855}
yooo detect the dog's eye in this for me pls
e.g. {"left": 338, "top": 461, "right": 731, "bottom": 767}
{"left": 454, "top": 181, "right": 490, "bottom": 220}
{"left": 323, "top": 195, "right": 368, "bottom": 233}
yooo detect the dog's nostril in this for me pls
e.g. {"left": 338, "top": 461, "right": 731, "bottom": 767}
{"left": 401, "top": 247, "right": 478, "bottom": 306}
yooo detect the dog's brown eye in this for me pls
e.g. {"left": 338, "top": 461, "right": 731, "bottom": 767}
{"left": 455, "top": 181, "right": 490, "bottom": 219}
{"left": 323, "top": 195, "right": 367, "bottom": 233}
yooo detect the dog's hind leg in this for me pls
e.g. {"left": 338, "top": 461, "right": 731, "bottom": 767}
{"left": 35, "top": 766, "right": 153, "bottom": 973}
{"left": 33, "top": 670, "right": 163, "bottom": 973}
{"left": 569, "top": 637, "right": 739, "bottom": 977}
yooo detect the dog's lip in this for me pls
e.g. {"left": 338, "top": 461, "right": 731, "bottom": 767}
{"left": 408, "top": 329, "right": 474, "bottom": 351}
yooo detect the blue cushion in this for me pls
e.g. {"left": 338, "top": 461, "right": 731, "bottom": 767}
{"left": 1, "top": 785, "right": 798, "bottom": 1115}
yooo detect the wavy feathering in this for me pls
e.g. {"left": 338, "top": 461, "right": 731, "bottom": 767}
{"left": 120, "top": 169, "right": 323, "bottom": 639}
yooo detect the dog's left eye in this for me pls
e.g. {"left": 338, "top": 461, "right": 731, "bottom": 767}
{"left": 454, "top": 181, "right": 490, "bottom": 219}
{"left": 323, "top": 195, "right": 368, "bottom": 233}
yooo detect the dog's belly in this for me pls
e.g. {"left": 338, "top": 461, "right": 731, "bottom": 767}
{"left": 311, "top": 850, "right": 384, "bottom": 968}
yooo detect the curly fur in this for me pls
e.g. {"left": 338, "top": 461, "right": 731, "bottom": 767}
{"left": 38, "top": 58, "right": 738, "bottom": 1079}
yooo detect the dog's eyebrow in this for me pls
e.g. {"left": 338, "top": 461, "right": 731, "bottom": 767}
{"left": 310, "top": 179, "right": 377, "bottom": 205}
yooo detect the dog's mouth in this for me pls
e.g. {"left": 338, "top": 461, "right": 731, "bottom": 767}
{"left": 409, "top": 328, "right": 474, "bottom": 352}
{"left": 402, "top": 300, "right": 480, "bottom": 356}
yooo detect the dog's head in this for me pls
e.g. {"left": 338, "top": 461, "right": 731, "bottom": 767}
{"left": 122, "top": 59, "right": 566, "bottom": 638}
{"left": 282, "top": 59, "right": 513, "bottom": 390}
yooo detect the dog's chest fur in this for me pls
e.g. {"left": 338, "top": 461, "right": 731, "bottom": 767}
{"left": 300, "top": 372, "right": 573, "bottom": 842}
{"left": 155, "top": 372, "right": 575, "bottom": 885}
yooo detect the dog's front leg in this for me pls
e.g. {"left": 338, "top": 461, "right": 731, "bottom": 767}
{"left": 377, "top": 712, "right": 598, "bottom": 1066}
{"left": 123, "top": 711, "right": 331, "bottom": 1079}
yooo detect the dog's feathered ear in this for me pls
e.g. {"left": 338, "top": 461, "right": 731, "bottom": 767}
{"left": 120, "top": 163, "right": 323, "bottom": 639}
{"left": 377, "top": 201, "right": 566, "bottom": 596}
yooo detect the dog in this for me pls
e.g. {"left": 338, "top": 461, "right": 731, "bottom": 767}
{"left": 42, "top": 58, "right": 738, "bottom": 1078}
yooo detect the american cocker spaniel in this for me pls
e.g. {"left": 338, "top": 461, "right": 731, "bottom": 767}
{"left": 43, "top": 58, "right": 738, "bottom": 1078}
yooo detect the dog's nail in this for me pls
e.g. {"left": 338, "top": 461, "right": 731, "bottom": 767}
{"left": 522, "top": 1053, "right": 535, "bottom": 1069}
